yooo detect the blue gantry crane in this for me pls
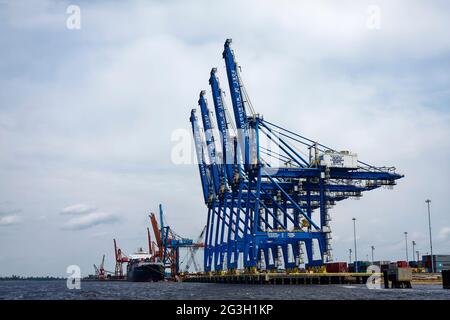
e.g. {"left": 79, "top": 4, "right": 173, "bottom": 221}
{"left": 189, "top": 39, "right": 403, "bottom": 273}
{"left": 150, "top": 204, "right": 204, "bottom": 276}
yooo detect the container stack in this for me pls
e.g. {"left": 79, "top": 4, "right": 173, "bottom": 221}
{"left": 373, "top": 261, "right": 391, "bottom": 272}
{"left": 422, "top": 255, "right": 450, "bottom": 273}
{"left": 325, "top": 262, "right": 348, "bottom": 273}
{"left": 348, "top": 261, "right": 371, "bottom": 273}
{"left": 397, "top": 261, "right": 408, "bottom": 268}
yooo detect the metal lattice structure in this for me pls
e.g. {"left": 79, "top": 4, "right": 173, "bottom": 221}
{"left": 150, "top": 204, "right": 204, "bottom": 276}
{"left": 189, "top": 39, "right": 403, "bottom": 273}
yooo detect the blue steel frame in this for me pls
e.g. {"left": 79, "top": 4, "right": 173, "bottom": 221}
{"left": 190, "top": 39, "right": 403, "bottom": 273}
{"left": 158, "top": 204, "right": 197, "bottom": 275}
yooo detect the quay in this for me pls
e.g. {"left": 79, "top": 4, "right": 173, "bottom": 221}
{"left": 183, "top": 272, "right": 378, "bottom": 285}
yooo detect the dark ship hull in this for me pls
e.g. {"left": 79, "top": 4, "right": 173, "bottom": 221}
{"left": 127, "top": 262, "right": 165, "bottom": 282}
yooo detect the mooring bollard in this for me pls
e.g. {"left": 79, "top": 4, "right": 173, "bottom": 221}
{"left": 443, "top": 270, "right": 449, "bottom": 289}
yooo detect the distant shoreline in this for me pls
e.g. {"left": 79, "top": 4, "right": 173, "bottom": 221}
{"left": 0, "top": 277, "right": 66, "bottom": 281}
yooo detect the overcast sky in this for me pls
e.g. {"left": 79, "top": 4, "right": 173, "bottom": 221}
{"left": 0, "top": 0, "right": 449, "bottom": 277}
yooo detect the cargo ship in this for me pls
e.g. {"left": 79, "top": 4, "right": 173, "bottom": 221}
{"left": 126, "top": 248, "right": 165, "bottom": 282}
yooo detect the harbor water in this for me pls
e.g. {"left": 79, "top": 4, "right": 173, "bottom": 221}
{"left": 0, "top": 280, "right": 449, "bottom": 300}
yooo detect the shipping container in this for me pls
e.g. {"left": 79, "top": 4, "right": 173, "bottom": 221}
{"left": 397, "top": 261, "right": 408, "bottom": 268}
{"left": 380, "top": 264, "right": 390, "bottom": 272}
{"left": 422, "top": 255, "right": 450, "bottom": 262}
{"left": 422, "top": 255, "right": 450, "bottom": 272}
{"left": 326, "top": 262, "right": 348, "bottom": 273}
{"left": 359, "top": 266, "right": 368, "bottom": 273}
{"left": 373, "top": 260, "right": 390, "bottom": 266}
{"left": 349, "top": 261, "right": 369, "bottom": 273}
{"left": 434, "top": 255, "right": 450, "bottom": 261}
{"left": 348, "top": 263, "right": 355, "bottom": 273}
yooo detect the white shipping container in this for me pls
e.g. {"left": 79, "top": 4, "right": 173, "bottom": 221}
{"left": 319, "top": 151, "right": 358, "bottom": 169}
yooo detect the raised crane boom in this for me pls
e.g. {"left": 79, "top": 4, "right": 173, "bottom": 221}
{"left": 149, "top": 213, "right": 163, "bottom": 258}
{"left": 184, "top": 225, "right": 207, "bottom": 273}
{"left": 100, "top": 254, "right": 105, "bottom": 271}
{"left": 209, "top": 68, "right": 237, "bottom": 187}
{"left": 223, "top": 39, "right": 251, "bottom": 167}
{"left": 190, "top": 109, "right": 214, "bottom": 204}
{"left": 147, "top": 227, "right": 153, "bottom": 255}
{"left": 198, "top": 91, "right": 221, "bottom": 195}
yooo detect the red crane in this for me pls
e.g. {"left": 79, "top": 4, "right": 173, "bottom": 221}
{"left": 99, "top": 254, "right": 106, "bottom": 279}
{"left": 113, "top": 238, "right": 128, "bottom": 279}
{"left": 93, "top": 254, "right": 106, "bottom": 279}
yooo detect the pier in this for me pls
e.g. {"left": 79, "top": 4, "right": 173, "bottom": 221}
{"left": 183, "top": 272, "right": 378, "bottom": 285}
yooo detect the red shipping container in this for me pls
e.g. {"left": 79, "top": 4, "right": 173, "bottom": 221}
{"left": 326, "top": 262, "right": 348, "bottom": 273}
{"left": 397, "top": 261, "right": 408, "bottom": 268}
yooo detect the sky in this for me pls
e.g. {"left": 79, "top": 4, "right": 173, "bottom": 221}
{"left": 0, "top": 0, "right": 449, "bottom": 277}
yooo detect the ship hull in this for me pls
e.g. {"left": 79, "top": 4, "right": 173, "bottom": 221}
{"left": 127, "top": 263, "right": 165, "bottom": 282}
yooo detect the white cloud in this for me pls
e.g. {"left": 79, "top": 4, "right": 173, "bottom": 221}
{"left": 60, "top": 203, "right": 119, "bottom": 230}
{"left": 0, "top": 207, "right": 21, "bottom": 226}
{"left": 62, "top": 211, "right": 119, "bottom": 230}
{"left": 60, "top": 204, "right": 97, "bottom": 215}
{"left": 0, "top": 215, "right": 21, "bottom": 226}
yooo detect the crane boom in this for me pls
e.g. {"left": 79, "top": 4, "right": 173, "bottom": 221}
{"left": 147, "top": 227, "right": 153, "bottom": 255}
{"left": 223, "top": 39, "right": 248, "bottom": 132}
{"left": 149, "top": 213, "right": 162, "bottom": 251}
{"left": 209, "top": 68, "right": 235, "bottom": 186}
{"left": 198, "top": 91, "right": 221, "bottom": 194}
{"left": 223, "top": 38, "right": 250, "bottom": 167}
{"left": 159, "top": 204, "right": 165, "bottom": 234}
{"left": 93, "top": 264, "right": 99, "bottom": 275}
{"left": 113, "top": 239, "right": 118, "bottom": 261}
{"left": 100, "top": 254, "right": 105, "bottom": 270}
{"left": 159, "top": 204, "right": 168, "bottom": 263}
{"left": 190, "top": 109, "right": 214, "bottom": 203}
{"left": 184, "top": 225, "right": 207, "bottom": 273}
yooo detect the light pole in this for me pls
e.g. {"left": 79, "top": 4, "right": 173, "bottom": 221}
{"left": 352, "top": 218, "right": 358, "bottom": 272}
{"left": 371, "top": 246, "right": 375, "bottom": 264}
{"left": 404, "top": 232, "right": 409, "bottom": 262}
{"left": 416, "top": 251, "right": 420, "bottom": 265}
{"left": 412, "top": 241, "right": 416, "bottom": 262}
{"left": 425, "top": 199, "right": 433, "bottom": 273}
{"left": 349, "top": 248, "right": 352, "bottom": 264}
